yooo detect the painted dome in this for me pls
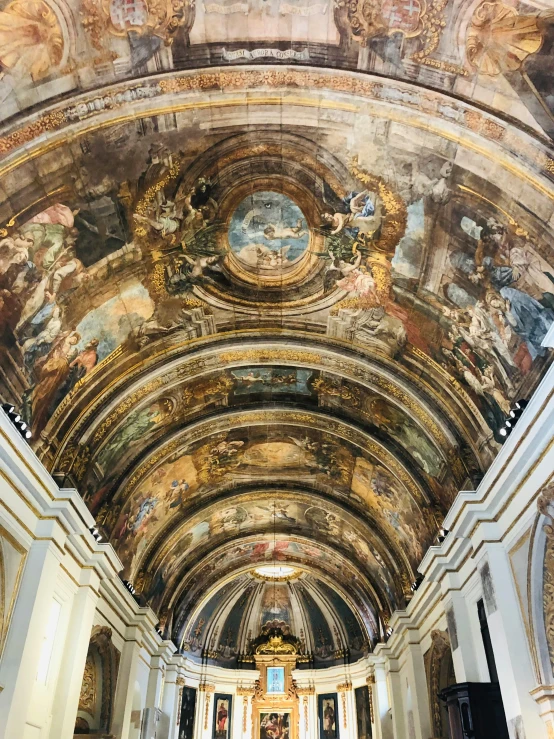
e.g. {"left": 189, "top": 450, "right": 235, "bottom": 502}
{"left": 181, "top": 570, "right": 369, "bottom": 669}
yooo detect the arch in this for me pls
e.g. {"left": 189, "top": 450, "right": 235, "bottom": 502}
{"left": 530, "top": 482, "right": 554, "bottom": 686}
{"left": 75, "top": 626, "right": 120, "bottom": 736}
{"left": 425, "top": 630, "right": 455, "bottom": 739}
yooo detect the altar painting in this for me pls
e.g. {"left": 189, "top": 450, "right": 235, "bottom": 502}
{"left": 318, "top": 694, "right": 338, "bottom": 739}
{"left": 260, "top": 712, "right": 290, "bottom": 739}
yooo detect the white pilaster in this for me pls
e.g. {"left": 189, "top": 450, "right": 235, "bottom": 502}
{"left": 387, "top": 662, "right": 405, "bottom": 739}
{"left": 111, "top": 629, "right": 143, "bottom": 739}
{"left": 307, "top": 692, "right": 318, "bottom": 739}
{"left": 194, "top": 685, "right": 215, "bottom": 739}
{"left": 442, "top": 589, "right": 481, "bottom": 683}
{"left": 366, "top": 676, "right": 380, "bottom": 739}
{"left": 163, "top": 666, "right": 187, "bottom": 739}
{"left": 404, "top": 639, "right": 432, "bottom": 739}
{"left": 337, "top": 683, "right": 355, "bottom": 739}
{"left": 373, "top": 663, "right": 392, "bottom": 739}
{"left": 193, "top": 687, "right": 207, "bottom": 739}
{"left": 147, "top": 642, "right": 177, "bottom": 712}
{"left": 0, "top": 536, "right": 63, "bottom": 739}
{"left": 48, "top": 569, "right": 101, "bottom": 739}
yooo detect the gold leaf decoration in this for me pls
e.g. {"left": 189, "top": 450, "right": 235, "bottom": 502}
{"left": 466, "top": 1, "right": 543, "bottom": 76}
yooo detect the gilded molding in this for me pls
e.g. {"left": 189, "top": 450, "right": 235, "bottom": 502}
{"left": 204, "top": 692, "right": 212, "bottom": 729}
{"left": 237, "top": 686, "right": 256, "bottom": 696}
{"left": 91, "top": 378, "right": 166, "bottom": 446}
{"left": 339, "top": 689, "right": 348, "bottom": 727}
{"left": 368, "top": 686, "right": 374, "bottom": 723}
{"left": 242, "top": 696, "right": 248, "bottom": 731}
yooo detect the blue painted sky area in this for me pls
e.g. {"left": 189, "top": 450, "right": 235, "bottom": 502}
{"left": 229, "top": 191, "right": 309, "bottom": 262}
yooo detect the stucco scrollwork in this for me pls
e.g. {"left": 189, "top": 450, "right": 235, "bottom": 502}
{"left": 78, "top": 655, "right": 97, "bottom": 714}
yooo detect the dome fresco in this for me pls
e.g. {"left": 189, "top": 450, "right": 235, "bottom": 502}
{"left": 181, "top": 571, "right": 368, "bottom": 669}
{"left": 0, "top": 0, "right": 553, "bottom": 656}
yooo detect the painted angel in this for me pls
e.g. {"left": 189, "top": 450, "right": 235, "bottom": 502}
{"left": 322, "top": 190, "right": 382, "bottom": 237}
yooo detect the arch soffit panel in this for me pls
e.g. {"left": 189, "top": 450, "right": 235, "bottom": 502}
{"left": 139, "top": 487, "right": 412, "bottom": 596}
{"left": 47, "top": 336, "right": 484, "bottom": 477}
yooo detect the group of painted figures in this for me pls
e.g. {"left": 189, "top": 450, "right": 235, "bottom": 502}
{"left": 320, "top": 187, "right": 554, "bottom": 441}
{"left": 0, "top": 204, "right": 100, "bottom": 435}
{"left": 0, "top": 153, "right": 553, "bottom": 444}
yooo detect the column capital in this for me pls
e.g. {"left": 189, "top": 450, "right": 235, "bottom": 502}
{"left": 336, "top": 681, "right": 352, "bottom": 692}
{"left": 237, "top": 685, "right": 256, "bottom": 696}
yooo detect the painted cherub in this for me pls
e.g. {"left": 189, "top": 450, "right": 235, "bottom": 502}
{"left": 322, "top": 190, "right": 382, "bottom": 237}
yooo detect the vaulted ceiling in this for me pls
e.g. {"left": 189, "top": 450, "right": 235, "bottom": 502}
{"left": 0, "top": 0, "right": 553, "bottom": 655}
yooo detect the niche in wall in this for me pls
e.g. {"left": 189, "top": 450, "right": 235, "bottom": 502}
{"left": 74, "top": 626, "right": 120, "bottom": 736}
{"left": 424, "top": 630, "right": 455, "bottom": 739}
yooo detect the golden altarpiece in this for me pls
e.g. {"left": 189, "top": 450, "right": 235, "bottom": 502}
{"left": 247, "top": 632, "right": 304, "bottom": 739}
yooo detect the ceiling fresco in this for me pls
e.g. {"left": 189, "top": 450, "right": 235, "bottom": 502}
{"left": 0, "top": 0, "right": 553, "bottom": 137}
{"left": 0, "top": 2, "right": 553, "bottom": 657}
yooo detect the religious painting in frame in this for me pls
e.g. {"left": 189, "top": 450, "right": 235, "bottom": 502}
{"left": 178, "top": 686, "right": 197, "bottom": 739}
{"left": 318, "top": 694, "right": 338, "bottom": 739}
{"left": 355, "top": 686, "right": 373, "bottom": 739}
{"left": 260, "top": 711, "right": 291, "bottom": 739}
{"left": 267, "top": 666, "right": 285, "bottom": 694}
{"left": 213, "top": 694, "right": 232, "bottom": 739}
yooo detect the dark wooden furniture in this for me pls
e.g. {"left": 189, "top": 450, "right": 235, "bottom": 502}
{"left": 438, "top": 682, "right": 510, "bottom": 739}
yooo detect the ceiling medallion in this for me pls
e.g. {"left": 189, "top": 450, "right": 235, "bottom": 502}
{"left": 225, "top": 190, "right": 315, "bottom": 287}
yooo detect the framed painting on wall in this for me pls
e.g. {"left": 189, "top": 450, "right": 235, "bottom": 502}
{"left": 179, "top": 686, "right": 197, "bottom": 739}
{"left": 267, "top": 666, "right": 285, "bottom": 693}
{"left": 260, "top": 711, "right": 291, "bottom": 739}
{"left": 355, "top": 686, "right": 372, "bottom": 739}
{"left": 318, "top": 694, "right": 338, "bottom": 739}
{"left": 213, "top": 694, "right": 232, "bottom": 739}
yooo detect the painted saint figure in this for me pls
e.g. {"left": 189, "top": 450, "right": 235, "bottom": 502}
{"left": 216, "top": 700, "right": 228, "bottom": 733}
